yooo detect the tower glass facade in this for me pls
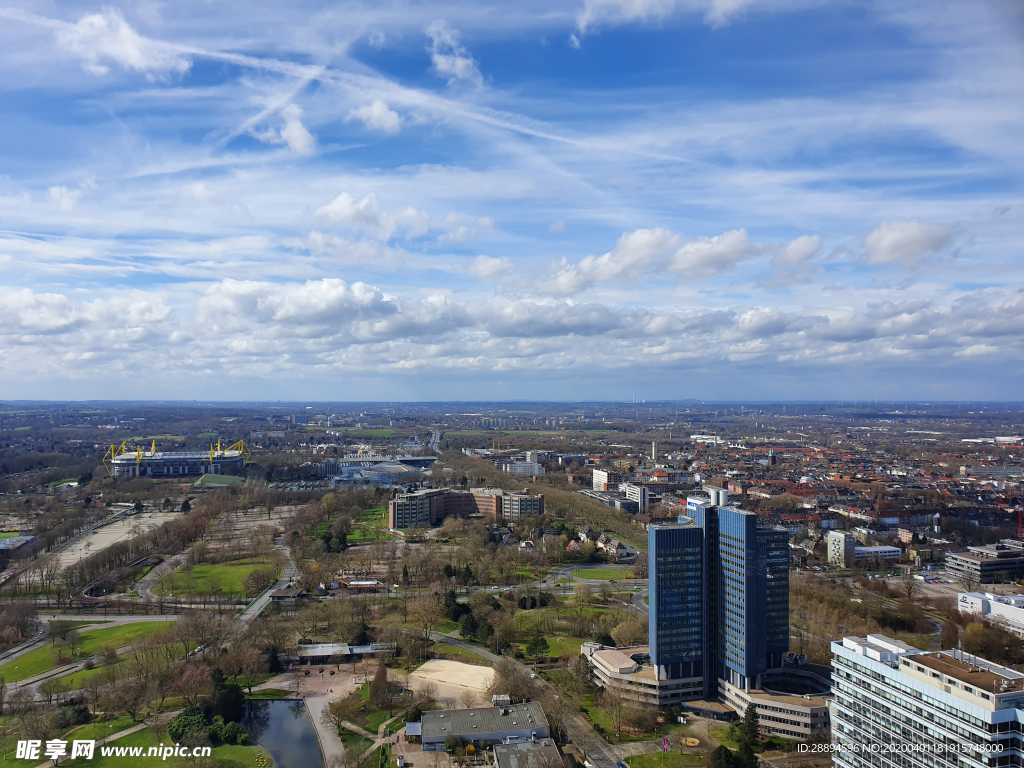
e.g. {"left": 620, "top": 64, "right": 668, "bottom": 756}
{"left": 649, "top": 506, "right": 789, "bottom": 701}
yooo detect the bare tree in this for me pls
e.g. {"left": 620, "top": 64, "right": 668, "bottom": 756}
{"left": 899, "top": 571, "right": 923, "bottom": 601}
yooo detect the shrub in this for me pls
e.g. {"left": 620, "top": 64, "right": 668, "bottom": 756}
{"left": 168, "top": 708, "right": 209, "bottom": 742}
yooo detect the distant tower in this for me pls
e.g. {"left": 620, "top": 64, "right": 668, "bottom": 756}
{"left": 768, "top": 448, "right": 776, "bottom": 466}
{"left": 651, "top": 441, "right": 657, "bottom": 461}
{"left": 933, "top": 512, "right": 941, "bottom": 534}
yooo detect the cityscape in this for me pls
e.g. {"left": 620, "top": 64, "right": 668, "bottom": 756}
{"left": 1, "top": 0, "right": 1022, "bottom": 767}
{"left": 0, "top": 401, "right": 1022, "bottom": 768}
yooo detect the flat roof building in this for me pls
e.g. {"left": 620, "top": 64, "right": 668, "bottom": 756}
{"left": 832, "top": 634, "right": 1024, "bottom": 768}
{"left": 420, "top": 702, "right": 550, "bottom": 751}
{"left": 388, "top": 488, "right": 543, "bottom": 529}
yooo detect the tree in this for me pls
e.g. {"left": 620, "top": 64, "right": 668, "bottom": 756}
{"left": 956, "top": 570, "right": 981, "bottom": 594}
{"left": 899, "top": 571, "right": 922, "bottom": 601}
{"left": 410, "top": 595, "right": 444, "bottom": 641}
{"left": 235, "top": 648, "right": 267, "bottom": 695}
{"left": 739, "top": 702, "right": 761, "bottom": 746}
{"left": 599, "top": 687, "right": 628, "bottom": 741}
{"left": 571, "top": 582, "right": 593, "bottom": 636}
{"left": 170, "top": 664, "right": 212, "bottom": 708}
{"left": 489, "top": 657, "right": 533, "bottom": 703}
{"left": 611, "top": 618, "right": 647, "bottom": 648}
{"left": 370, "top": 662, "right": 389, "bottom": 709}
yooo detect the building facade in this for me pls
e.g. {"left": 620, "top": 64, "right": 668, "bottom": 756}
{"left": 827, "top": 531, "right": 856, "bottom": 568}
{"left": 958, "top": 592, "right": 1024, "bottom": 636}
{"left": 832, "top": 634, "right": 1024, "bottom": 768}
{"left": 647, "top": 506, "right": 789, "bottom": 701}
{"left": 946, "top": 540, "right": 1024, "bottom": 584}
{"left": 387, "top": 488, "right": 543, "bottom": 529}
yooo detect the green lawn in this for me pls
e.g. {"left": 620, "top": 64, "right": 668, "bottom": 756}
{"left": 544, "top": 636, "right": 585, "bottom": 657}
{"left": 66, "top": 716, "right": 137, "bottom": 743}
{"left": 710, "top": 727, "right": 739, "bottom": 750}
{"left": 577, "top": 567, "right": 630, "bottom": 580}
{"left": 0, "top": 621, "right": 172, "bottom": 682}
{"left": 0, "top": 531, "right": 24, "bottom": 539}
{"left": 212, "top": 741, "right": 276, "bottom": 768}
{"left": 152, "top": 561, "right": 278, "bottom": 598}
{"left": 431, "top": 642, "right": 488, "bottom": 661}
{"left": 61, "top": 727, "right": 159, "bottom": 767}
{"left": 247, "top": 688, "right": 294, "bottom": 700}
{"left": 340, "top": 726, "right": 375, "bottom": 754}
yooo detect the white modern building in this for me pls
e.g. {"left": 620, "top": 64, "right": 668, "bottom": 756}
{"left": 621, "top": 482, "right": 652, "bottom": 513}
{"left": 958, "top": 592, "right": 1024, "bottom": 637}
{"left": 832, "top": 634, "right": 1024, "bottom": 768}
{"left": 853, "top": 545, "right": 901, "bottom": 565}
{"left": 827, "top": 531, "right": 856, "bottom": 567}
{"left": 497, "top": 461, "right": 545, "bottom": 477}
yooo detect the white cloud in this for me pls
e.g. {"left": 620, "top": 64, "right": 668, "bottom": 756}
{"left": 470, "top": 255, "right": 515, "bottom": 281}
{"left": 862, "top": 220, "right": 954, "bottom": 265}
{"left": 315, "top": 193, "right": 430, "bottom": 241}
{"left": 56, "top": 8, "right": 190, "bottom": 77}
{"left": 669, "top": 228, "right": 765, "bottom": 275}
{"left": 577, "top": 0, "right": 677, "bottom": 34}
{"left": 427, "top": 20, "right": 483, "bottom": 87}
{"left": 549, "top": 219, "right": 566, "bottom": 232}
{"left": 704, "top": 0, "right": 757, "bottom": 27}
{"left": 279, "top": 104, "right": 316, "bottom": 154}
{"left": 48, "top": 185, "right": 82, "bottom": 211}
{"left": 253, "top": 104, "right": 315, "bottom": 155}
{"left": 367, "top": 31, "right": 386, "bottom": 48}
{"left": 544, "top": 228, "right": 679, "bottom": 294}
{"left": 182, "top": 182, "right": 215, "bottom": 202}
{"left": 772, "top": 234, "right": 822, "bottom": 266}
{"left": 346, "top": 100, "right": 401, "bottom": 134}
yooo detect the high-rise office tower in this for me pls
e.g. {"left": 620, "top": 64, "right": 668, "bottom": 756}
{"left": 649, "top": 505, "right": 789, "bottom": 701}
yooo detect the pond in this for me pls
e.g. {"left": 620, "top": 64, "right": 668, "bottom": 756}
{"left": 243, "top": 699, "right": 325, "bottom": 768}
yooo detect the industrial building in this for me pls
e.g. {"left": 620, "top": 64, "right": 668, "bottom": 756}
{"left": 104, "top": 440, "right": 249, "bottom": 479}
{"left": 832, "top": 635, "right": 1024, "bottom": 768}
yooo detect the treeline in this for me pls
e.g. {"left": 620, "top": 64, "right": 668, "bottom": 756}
{"left": 62, "top": 497, "right": 221, "bottom": 590}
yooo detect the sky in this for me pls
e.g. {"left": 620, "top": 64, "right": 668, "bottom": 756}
{"left": 0, "top": 0, "right": 1022, "bottom": 402}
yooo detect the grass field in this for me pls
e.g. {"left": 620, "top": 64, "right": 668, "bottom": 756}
{"left": 431, "top": 642, "right": 489, "bottom": 661}
{"left": 544, "top": 636, "right": 585, "bottom": 657}
{"left": 152, "top": 561, "right": 278, "bottom": 598}
{"left": 340, "top": 726, "right": 375, "bottom": 754}
{"left": 577, "top": 567, "right": 630, "bottom": 580}
{"left": 0, "top": 621, "right": 172, "bottom": 682}
{"left": 247, "top": 688, "right": 293, "bottom": 700}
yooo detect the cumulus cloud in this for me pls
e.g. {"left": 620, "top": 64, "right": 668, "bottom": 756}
{"left": 669, "top": 228, "right": 766, "bottom": 276}
{"left": 3, "top": 280, "right": 1024, "bottom": 391}
{"left": 544, "top": 228, "right": 678, "bottom": 294}
{"left": 427, "top": 21, "right": 483, "bottom": 86}
{"left": 346, "top": 100, "right": 401, "bottom": 134}
{"left": 315, "top": 192, "right": 430, "bottom": 241}
{"left": 862, "top": 220, "right": 954, "bottom": 265}
{"left": 253, "top": 104, "right": 316, "bottom": 155}
{"left": 470, "top": 255, "right": 515, "bottom": 281}
{"left": 56, "top": 8, "right": 190, "bottom": 77}
{"left": 772, "top": 234, "right": 822, "bottom": 266}
{"left": 542, "top": 227, "right": 772, "bottom": 294}
{"left": 48, "top": 185, "right": 82, "bottom": 211}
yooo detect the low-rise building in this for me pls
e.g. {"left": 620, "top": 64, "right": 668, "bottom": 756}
{"left": 420, "top": 702, "right": 550, "bottom": 751}
{"left": 946, "top": 540, "right": 1024, "bottom": 584}
{"left": 958, "top": 592, "right": 1024, "bottom": 636}
{"left": 492, "top": 739, "right": 565, "bottom": 768}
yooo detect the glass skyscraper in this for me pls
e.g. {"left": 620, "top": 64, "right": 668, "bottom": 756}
{"left": 649, "top": 505, "right": 789, "bottom": 701}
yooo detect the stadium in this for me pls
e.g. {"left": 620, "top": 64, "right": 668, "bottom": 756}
{"left": 103, "top": 440, "right": 250, "bottom": 479}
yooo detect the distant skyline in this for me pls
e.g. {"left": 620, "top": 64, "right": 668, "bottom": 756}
{"left": 1, "top": 1, "right": 1022, "bottom": 401}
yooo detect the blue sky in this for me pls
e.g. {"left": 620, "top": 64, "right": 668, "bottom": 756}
{"left": 0, "top": 0, "right": 1022, "bottom": 401}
